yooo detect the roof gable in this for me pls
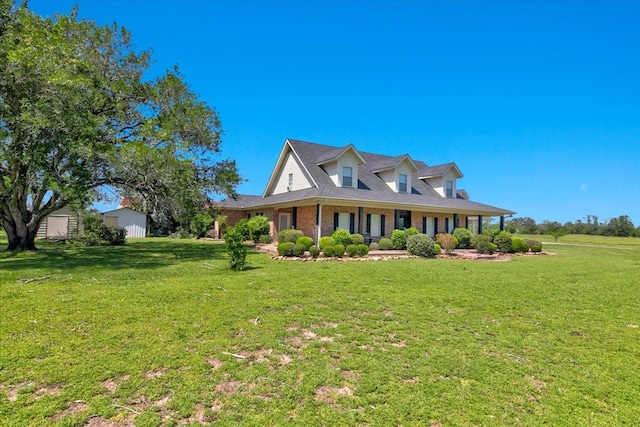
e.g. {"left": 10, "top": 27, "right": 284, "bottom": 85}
{"left": 371, "top": 154, "right": 418, "bottom": 174}
{"left": 316, "top": 143, "right": 366, "bottom": 166}
{"left": 418, "top": 162, "right": 463, "bottom": 179}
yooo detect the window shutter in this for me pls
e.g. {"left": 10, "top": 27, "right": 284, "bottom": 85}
{"left": 434, "top": 218, "right": 438, "bottom": 235}
{"left": 366, "top": 214, "right": 371, "bottom": 233}
{"left": 381, "top": 215, "right": 386, "bottom": 236}
{"left": 445, "top": 218, "right": 449, "bottom": 233}
{"left": 349, "top": 213, "right": 355, "bottom": 234}
{"left": 334, "top": 212, "right": 339, "bottom": 230}
{"left": 422, "top": 216, "right": 427, "bottom": 234}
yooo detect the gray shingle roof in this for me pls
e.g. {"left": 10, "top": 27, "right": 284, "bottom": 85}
{"left": 219, "top": 139, "right": 514, "bottom": 216}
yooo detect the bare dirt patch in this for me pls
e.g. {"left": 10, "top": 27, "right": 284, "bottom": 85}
{"left": 314, "top": 385, "right": 353, "bottom": 409}
{"left": 206, "top": 356, "right": 223, "bottom": 370}
{"left": 51, "top": 401, "right": 89, "bottom": 420}
{"left": 216, "top": 380, "right": 244, "bottom": 395}
{"left": 86, "top": 416, "right": 134, "bottom": 427}
{"left": 102, "top": 375, "right": 130, "bottom": 394}
{"left": 525, "top": 375, "right": 546, "bottom": 390}
{"left": 143, "top": 368, "right": 166, "bottom": 379}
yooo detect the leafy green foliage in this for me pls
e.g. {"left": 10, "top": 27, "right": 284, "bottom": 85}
{"left": 511, "top": 237, "right": 528, "bottom": 253}
{"left": 331, "top": 228, "right": 352, "bottom": 246}
{"left": 258, "top": 234, "right": 273, "bottom": 244}
{"left": 356, "top": 244, "right": 369, "bottom": 256}
{"left": 472, "top": 233, "right": 495, "bottom": 254}
{"left": 346, "top": 244, "right": 359, "bottom": 257}
{"left": 391, "top": 229, "right": 407, "bottom": 249}
{"left": 350, "top": 233, "right": 365, "bottom": 245}
{"left": 333, "top": 244, "right": 345, "bottom": 257}
{"left": 67, "top": 213, "right": 127, "bottom": 246}
{"left": 296, "top": 236, "right": 314, "bottom": 251}
{"left": 453, "top": 228, "right": 473, "bottom": 249}
{"left": 224, "top": 227, "right": 247, "bottom": 270}
{"left": 406, "top": 233, "right": 436, "bottom": 257}
{"left": 292, "top": 244, "right": 306, "bottom": 257}
{"left": 369, "top": 242, "right": 380, "bottom": 251}
{"left": 309, "top": 245, "right": 320, "bottom": 258}
{"left": 0, "top": 5, "right": 240, "bottom": 250}
{"left": 378, "top": 238, "right": 393, "bottom": 250}
{"left": 190, "top": 213, "right": 214, "bottom": 238}
{"left": 278, "top": 229, "right": 304, "bottom": 243}
{"left": 494, "top": 231, "right": 514, "bottom": 253}
{"left": 433, "top": 243, "right": 442, "bottom": 255}
{"left": 248, "top": 215, "right": 270, "bottom": 241}
{"left": 277, "top": 242, "right": 295, "bottom": 256}
{"left": 318, "top": 236, "right": 336, "bottom": 250}
{"left": 526, "top": 239, "right": 543, "bottom": 253}
{"left": 234, "top": 219, "right": 251, "bottom": 240}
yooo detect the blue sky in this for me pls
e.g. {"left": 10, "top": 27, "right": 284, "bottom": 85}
{"left": 30, "top": 0, "right": 640, "bottom": 226}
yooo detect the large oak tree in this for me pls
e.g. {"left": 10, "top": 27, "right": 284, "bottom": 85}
{"left": 0, "top": 2, "right": 241, "bottom": 250}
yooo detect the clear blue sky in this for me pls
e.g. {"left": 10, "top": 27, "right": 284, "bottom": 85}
{"left": 30, "top": 0, "right": 640, "bottom": 226}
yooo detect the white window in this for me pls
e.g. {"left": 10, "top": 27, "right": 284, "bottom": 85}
{"left": 288, "top": 173, "right": 293, "bottom": 191}
{"left": 338, "top": 212, "right": 350, "bottom": 230}
{"left": 446, "top": 180, "right": 453, "bottom": 197}
{"left": 279, "top": 213, "right": 291, "bottom": 231}
{"left": 370, "top": 214, "right": 381, "bottom": 237}
{"left": 425, "top": 217, "right": 435, "bottom": 236}
{"left": 342, "top": 166, "right": 353, "bottom": 187}
{"left": 399, "top": 174, "right": 407, "bottom": 193}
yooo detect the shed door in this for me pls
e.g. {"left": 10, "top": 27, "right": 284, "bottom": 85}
{"left": 47, "top": 216, "right": 69, "bottom": 239}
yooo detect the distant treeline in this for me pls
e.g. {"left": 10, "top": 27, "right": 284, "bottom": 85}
{"left": 505, "top": 215, "right": 639, "bottom": 237}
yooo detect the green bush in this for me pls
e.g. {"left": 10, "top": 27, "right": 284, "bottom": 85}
{"left": 472, "top": 234, "right": 494, "bottom": 254}
{"left": 190, "top": 213, "right": 214, "bottom": 238}
{"left": 168, "top": 228, "right": 191, "bottom": 239}
{"left": 225, "top": 227, "right": 247, "bottom": 271}
{"left": 378, "top": 238, "right": 393, "bottom": 250}
{"left": 319, "top": 236, "right": 335, "bottom": 250}
{"left": 322, "top": 245, "right": 335, "bottom": 257}
{"left": 350, "top": 233, "right": 365, "bottom": 245}
{"left": 406, "top": 233, "right": 436, "bottom": 257}
{"left": 453, "top": 228, "right": 473, "bottom": 249}
{"left": 68, "top": 216, "right": 128, "bottom": 246}
{"left": 277, "top": 242, "right": 295, "bottom": 256}
{"left": 357, "top": 244, "right": 369, "bottom": 256}
{"left": 333, "top": 244, "right": 345, "bottom": 257}
{"left": 391, "top": 229, "right": 406, "bottom": 249}
{"left": 234, "top": 218, "right": 250, "bottom": 240}
{"left": 331, "top": 228, "right": 352, "bottom": 246}
{"left": 488, "top": 242, "right": 498, "bottom": 253}
{"left": 309, "top": 245, "right": 320, "bottom": 258}
{"left": 258, "top": 234, "right": 273, "bottom": 244}
{"left": 527, "top": 240, "right": 543, "bottom": 253}
{"left": 296, "top": 236, "right": 314, "bottom": 251}
{"left": 405, "top": 227, "right": 419, "bottom": 237}
{"left": 433, "top": 243, "right": 442, "bottom": 255}
{"left": 369, "top": 242, "right": 380, "bottom": 251}
{"left": 511, "top": 237, "right": 528, "bottom": 253}
{"left": 278, "top": 229, "right": 304, "bottom": 243}
{"left": 494, "top": 231, "right": 513, "bottom": 253}
{"left": 248, "top": 215, "right": 270, "bottom": 242}
{"left": 436, "top": 233, "right": 458, "bottom": 255}
{"left": 293, "top": 244, "right": 306, "bottom": 257}
{"left": 346, "top": 244, "right": 359, "bottom": 257}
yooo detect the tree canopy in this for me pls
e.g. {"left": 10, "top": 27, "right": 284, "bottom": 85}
{"left": 0, "top": 2, "right": 241, "bottom": 250}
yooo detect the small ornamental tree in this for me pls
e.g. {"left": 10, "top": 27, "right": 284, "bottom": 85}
{"left": 190, "top": 213, "right": 214, "bottom": 238}
{"left": 225, "top": 227, "right": 247, "bottom": 271}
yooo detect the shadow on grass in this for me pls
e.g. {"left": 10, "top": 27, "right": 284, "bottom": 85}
{"left": 0, "top": 238, "right": 235, "bottom": 272}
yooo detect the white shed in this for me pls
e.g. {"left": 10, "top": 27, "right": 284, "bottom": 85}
{"left": 102, "top": 207, "right": 147, "bottom": 238}
{"left": 37, "top": 207, "right": 80, "bottom": 240}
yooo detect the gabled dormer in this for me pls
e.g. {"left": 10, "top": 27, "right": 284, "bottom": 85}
{"left": 316, "top": 144, "right": 366, "bottom": 188}
{"left": 418, "top": 162, "right": 463, "bottom": 198}
{"left": 371, "top": 154, "right": 418, "bottom": 193}
{"left": 263, "top": 139, "right": 316, "bottom": 196}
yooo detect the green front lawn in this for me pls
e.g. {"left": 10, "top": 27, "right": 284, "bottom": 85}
{"left": 1, "top": 237, "right": 639, "bottom": 426}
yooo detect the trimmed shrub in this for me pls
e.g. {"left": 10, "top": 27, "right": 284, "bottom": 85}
{"left": 278, "top": 229, "right": 304, "bottom": 243}
{"left": 433, "top": 243, "right": 442, "bottom": 255}
{"left": 234, "top": 218, "right": 250, "bottom": 240}
{"left": 258, "top": 234, "right": 273, "bottom": 244}
{"left": 346, "top": 244, "right": 359, "bottom": 257}
{"left": 511, "top": 237, "right": 528, "bottom": 253}
{"left": 333, "top": 244, "right": 345, "bottom": 257}
{"left": 319, "top": 236, "right": 336, "bottom": 250}
{"left": 527, "top": 239, "right": 543, "bottom": 253}
{"left": 405, "top": 227, "right": 419, "bottom": 237}
{"left": 292, "top": 244, "right": 306, "bottom": 257}
{"left": 296, "top": 236, "right": 314, "bottom": 251}
{"left": 406, "top": 233, "right": 436, "bottom": 257}
{"left": 378, "top": 238, "right": 393, "bottom": 250}
{"left": 225, "top": 227, "right": 247, "bottom": 271}
{"left": 168, "top": 228, "right": 190, "bottom": 239}
{"left": 309, "top": 245, "right": 320, "bottom": 258}
{"left": 369, "top": 242, "right": 380, "bottom": 251}
{"left": 391, "top": 229, "right": 407, "bottom": 249}
{"left": 350, "top": 233, "right": 365, "bottom": 245}
{"left": 248, "top": 215, "right": 270, "bottom": 242}
{"left": 277, "top": 241, "right": 295, "bottom": 256}
{"left": 190, "top": 213, "right": 214, "bottom": 238}
{"left": 331, "top": 228, "right": 352, "bottom": 246}
{"left": 472, "top": 233, "right": 494, "bottom": 254}
{"left": 436, "top": 233, "right": 458, "bottom": 255}
{"left": 494, "top": 231, "right": 513, "bottom": 253}
{"left": 453, "top": 228, "right": 473, "bottom": 249}
{"left": 356, "top": 244, "right": 369, "bottom": 256}
{"left": 488, "top": 242, "right": 498, "bottom": 253}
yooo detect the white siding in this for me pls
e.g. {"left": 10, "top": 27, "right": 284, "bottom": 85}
{"left": 425, "top": 171, "right": 458, "bottom": 198}
{"left": 325, "top": 150, "right": 361, "bottom": 188}
{"left": 396, "top": 161, "right": 413, "bottom": 193}
{"left": 102, "top": 208, "right": 147, "bottom": 238}
{"left": 443, "top": 170, "right": 457, "bottom": 198}
{"left": 272, "top": 152, "right": 313, "bottom": 194}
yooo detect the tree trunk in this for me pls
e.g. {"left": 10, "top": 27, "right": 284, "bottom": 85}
{"left": 3, "top": 218, "right": 41, "bottom": 251}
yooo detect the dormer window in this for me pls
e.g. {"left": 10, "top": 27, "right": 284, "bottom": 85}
{"left": 342, "top": 166, "right": 353, "bottom": 187}
{"left": 288, "top": 173, "right": 293, "bottom": 191}
{"left": 399, "top": 174, "right": 408, "bottom": 193}
{"left": 446, "top": 180, "right": 453, "bottom": 197}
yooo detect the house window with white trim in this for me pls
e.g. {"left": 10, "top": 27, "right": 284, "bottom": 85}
{"left": 399, "top": 174, "right": 407, "bottom": 193}
{"left": 446, "top": 180, "right": 453, "bottom": 197}
{"left": 288, "top": 173, "right": 293, "bottom": 191}
{"left": 279, "top": 213, "right": 291, "bottom": 231}
{"left": 338, "top": 212, "right": 350, "bottom": 230}
{"left": 342, "top": 166, "right": 353, "bottom": 187}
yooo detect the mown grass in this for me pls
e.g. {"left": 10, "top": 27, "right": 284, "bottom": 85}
{"left": 1, "top": 236, "right": 639, "bottom": 426}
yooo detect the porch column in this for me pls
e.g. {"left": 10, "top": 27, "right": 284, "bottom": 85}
{"left": 315, "top": 204, "right": 322, "bottom": 243}
{"left": 465, "top": 216, "right": 469, "bottom": 229}
{"left": 358, "top": 207, "right": 364, "bottom": 234}
{"left": 478, "top": 215, "right": 483, "bottom": 234}
{"left": 292, "top": 206, "right": 298, "bottom": 229}
{"left": 500, "top": 215, "right": 505, "bottom": 231}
